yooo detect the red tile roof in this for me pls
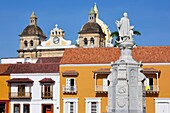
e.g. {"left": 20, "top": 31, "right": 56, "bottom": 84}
{"left": 62, "top": 70, "right": 78, "bottom": 76}
{"left": 0, "top": 64, "right": 11, "bottom": 75}
{"left": 60, "top": 46, "right": 170, "bottom": 64}
{"left": 39, "top": 78, "right": 55, "bottom": 83}
{"left": 5, "top": 63, "right": 59, "bottom": 74}
{"left": 7, "top": 78, "right": 34, "bottom": 83}
{"left": 36, "top": 57, "right": 62, "bottom": 63}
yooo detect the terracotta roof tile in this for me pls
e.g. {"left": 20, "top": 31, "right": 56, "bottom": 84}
{"left": 39, "top": 78, "right": 55, "bottom": 83}
{"left": 7, "top": 78, "right": 34, "bottom": 83}
{"left": 60, "top": 46, "right": 170, "bottom": 64}
{"left": 9, "top": 63, "right": 59, "bottom": 73}
{"left": 36, "top": 57, "right": 62, "bottom": 63}
{"left": 0, "top": 64, "right": 11, "bottom": 75}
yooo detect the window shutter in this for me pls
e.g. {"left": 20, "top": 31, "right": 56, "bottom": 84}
{"left": 103, "top": 78, "right": 108, "bottom": 91}
{"left": 66, "top": 78, "right": 71, "bottom": 91}
{"left": 74, "top": 78, "right": 76, "bottom": 92}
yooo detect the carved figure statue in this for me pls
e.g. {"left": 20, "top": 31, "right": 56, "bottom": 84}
{"left": 115, "top": 12, "right": 131, "bottom": 38}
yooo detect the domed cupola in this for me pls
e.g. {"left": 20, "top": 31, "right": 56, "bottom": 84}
{"left": 18, "top": 11, "right": 47, "bottom": 58}
{"left": 78, "top": 7, "right": 106, "bottom": 48}
{"left": 19, "top": 12, "right": 46, "bottom": 38}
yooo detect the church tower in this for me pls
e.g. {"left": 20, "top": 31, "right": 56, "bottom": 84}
{"left": 78, "top": 7, "right": 106, "bottom": 48}
{"left": 17, "top": 11, "right": 46, "bottom": 58}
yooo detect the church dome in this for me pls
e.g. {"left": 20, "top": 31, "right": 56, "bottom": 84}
{"left": 20, "top": 25, "right": 46, "bottom": 38}
{"left": 79, "top": 22, "right": 105, "bottom": 35}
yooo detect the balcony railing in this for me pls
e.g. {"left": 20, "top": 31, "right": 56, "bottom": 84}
{"left": 9, "top": 92, "right": 32, "bottom": 99}
{"left": 145, "top": 85, "right": 159, "bottom": 93}
{"left": 96, "top": 85, "right": 108, "bottom": 93}
{"left": 41, "top": 92, "right": 53, "bottom": 99}
{"left": 62, "top": 85, "right": 77, "bottom": 93}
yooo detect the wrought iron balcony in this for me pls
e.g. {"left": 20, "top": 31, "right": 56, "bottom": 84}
{"left": 41, "top": 92, "right": 53, "bottom": 99}
{"left": 62, "top": 85, "right": 77, "bottom": 94}
{"left": 95, "top": 85, "right": 108, "bottom": 93}
{"left": 9, "top": 92, "right": 32, "bottom": 99}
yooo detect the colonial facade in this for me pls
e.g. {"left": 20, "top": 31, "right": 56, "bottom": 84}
{"left": 60, "top": 47, "right": 170, "bottom": 113}
{"left": 0, "top": 64, "right": 11, "bottom": 113}
{"left": 6, "top": 63, "right": 60, "bottom": 113}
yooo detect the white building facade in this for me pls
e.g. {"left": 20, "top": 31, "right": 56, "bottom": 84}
{"left": 7, "top": 64, "right": 60, "bottom": 113}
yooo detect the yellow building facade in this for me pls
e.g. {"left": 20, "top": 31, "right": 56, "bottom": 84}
{"left": 0, "top": 64, "right": 11, "bottom": 113}
{"left": 60, "top": 47, "right": 170, "bottom": 113}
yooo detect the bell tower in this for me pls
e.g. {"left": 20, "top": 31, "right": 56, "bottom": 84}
{"left": 88, "top": 8, "right": 96, "bottom": 22}
{"left": 30, "top": 11, "right": 37, "bottom": 26}
{"left": 18, "top": 11, "right": 46, "bottom": 58}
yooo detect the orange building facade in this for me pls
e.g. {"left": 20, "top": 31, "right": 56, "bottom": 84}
{"left": 0, "top": 64, "right": 11, "bottom": 113}
{"left": 60, "top": 47, "right": 170, "bottom": 113}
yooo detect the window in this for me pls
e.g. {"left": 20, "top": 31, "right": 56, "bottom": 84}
{"left": 14, "top": 104, "right": 20, "bottom": 113}
{"left": 30, "top": 40, "right": 33, "bottom": 47}
{"left": 39, "top": 39, "right": 41, "bottom": 45}
{"left": 24, "top": 41, "right": 28, "bottom": 48}
{"left": 145, "top": 78, "right": 154, "bottom": 91}
{"left": 91, "top": 102, "right": 97, "bottom": 113}
{"left": 63, "top": 98, "right": 78, "bottom": 113}
{"left": 90, "top": 38, "right": 94, "bottom": 46}
{"left": 66, "top": 78, "right": 76, "bottom": 93}
{"left": 18, "top": 85, "right": 25, "bottom": 96}
{"left": 84, "top": 38, "right": 88, "bottom": 45}
{"left": 39, "top": 78, "right": 55, "bottom": 99}
{"left": 23, "top": 104, "right": 30, "bottom": 113}
{"left": 70, "top": 102, "right": 74, "bottom": 113}
{"left": 85, "top": 98, "right": 101, "bottom": 113}
{"left": 42, "top": 84, "right": 53, "bottom": 99}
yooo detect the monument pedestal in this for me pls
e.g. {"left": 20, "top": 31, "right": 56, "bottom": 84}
{"left": 107, "top": 40, "right": 146, "bottom": 113}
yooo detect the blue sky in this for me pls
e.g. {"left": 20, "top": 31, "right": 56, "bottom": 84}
{"left": 0, "top": 0, "right": 170, "bottom": 58}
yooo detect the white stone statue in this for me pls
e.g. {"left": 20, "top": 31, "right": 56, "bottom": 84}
{"left": 115, "top": 12, "right": 131, "bottom": 39}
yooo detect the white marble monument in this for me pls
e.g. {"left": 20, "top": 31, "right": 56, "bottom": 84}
{"left": 107, "top": 12, "right": 146, "bottom": 113}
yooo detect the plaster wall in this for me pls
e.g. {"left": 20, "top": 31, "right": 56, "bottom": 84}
{"left": 10, "top": 73, "right": 60, "bottom": 113}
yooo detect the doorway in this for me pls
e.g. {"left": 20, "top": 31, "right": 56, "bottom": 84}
{"left": 0, "top": 103, "right": 5, "bottom": 113}
{"left": 42, "top": 104, "right": 53, "bottom": 113}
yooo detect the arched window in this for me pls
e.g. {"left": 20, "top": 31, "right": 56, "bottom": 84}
{"left": 39, "top": 39, "right": 41, "bottom": 46}
{"left": 84, "top": 38, "right": 88, "bottom": 45}
{"left": 24, "top": 40, "right": 27, "bottom": 48}
{"left": 30, "top": 40, "right": 33, "bottom": 47}
{"left": 90, "top": 37, "right": 94, "bottom": 45}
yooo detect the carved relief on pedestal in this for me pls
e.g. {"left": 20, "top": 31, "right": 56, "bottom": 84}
{"left": 118, "top": 86, "right": 126, "bottom": 94}
{"left": 117, "top": 97, "right": 127, "bottom": 108}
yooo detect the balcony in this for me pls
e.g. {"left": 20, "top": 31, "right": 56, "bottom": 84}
{"left": 95, "top": 85, "right": 108, "bottom": 93}
{"left": 145, "top": 85, "right": 159, "bottom": 93}
{"left": 62, "top": 85, "right": 77, "bottom": 94}
{"left": 41, "top": 92, "right": 53, "bottom": 99}
{"left": 9, "top": 92, "right": 32, "bottom": 99}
